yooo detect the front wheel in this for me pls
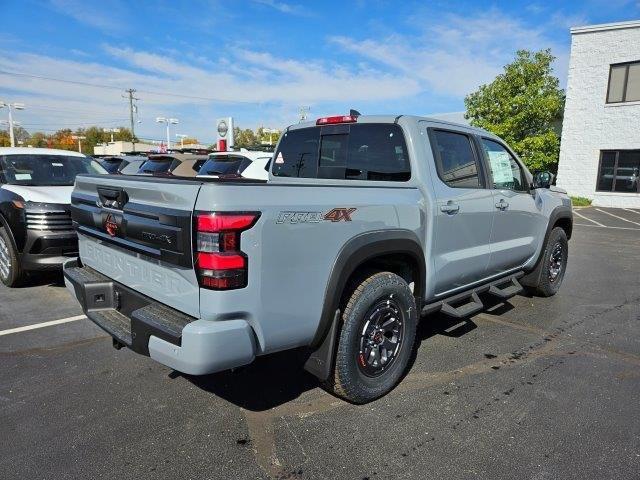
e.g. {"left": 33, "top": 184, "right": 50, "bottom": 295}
{"left": 527, "top": 227, "right": 568, "bottom": 297}
{"left": 0, "top": 226, "right": 24, "bottom": 288}
{"left": 324, "top": 271, "right": 417, "bottom": 404}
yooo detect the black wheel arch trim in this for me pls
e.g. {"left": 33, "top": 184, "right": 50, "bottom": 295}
{"left": 304, "top": 229, "right": 425, "bottom": 380}
{"left": 0, "top": 189, "right": 27, "bottom": 253}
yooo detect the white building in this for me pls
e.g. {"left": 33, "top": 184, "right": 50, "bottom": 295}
{"left": 556, "top": 20, "right": 640, "bottom": 207}
{"left": 93, "top": 141, "right": 157, "bottom": 156}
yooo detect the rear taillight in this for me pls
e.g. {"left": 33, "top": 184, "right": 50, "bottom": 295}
{"left": 316, "top": 115, "right": 358, "bottom": 125}
{"left": 194, "top": 212, "right": 260, "bottom": 290}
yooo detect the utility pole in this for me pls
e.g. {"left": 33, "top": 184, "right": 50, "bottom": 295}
{"left": 123, "top": 89, "right": 139, "bottom": 151}
{"left": 0, "top": 101, "right": 25, "bottom": 147}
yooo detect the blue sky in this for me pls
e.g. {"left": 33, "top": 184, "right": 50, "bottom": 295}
{"left": 1, "top": 0, "right": 639, "bottom": 143}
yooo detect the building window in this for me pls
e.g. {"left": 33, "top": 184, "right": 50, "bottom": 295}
{"left": 606, "top": 61, "right": 640, "bottom": 103}
{"left": 597, "top": 150, "right": 640, "bottom": 193}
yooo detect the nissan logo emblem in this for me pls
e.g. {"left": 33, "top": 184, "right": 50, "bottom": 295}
{"left": 217, "top": 120, "right": 228, "bottom": 138}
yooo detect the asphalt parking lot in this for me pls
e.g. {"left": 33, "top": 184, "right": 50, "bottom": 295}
{"left": 1, "top": 206, "right": 639, "bottom": 480}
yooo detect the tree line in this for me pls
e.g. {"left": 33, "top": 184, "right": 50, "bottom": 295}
{"left": 0, "top": 126, "right": 135, "bottom": 153}
{"left": 0, "top": 125, "right": 281, "bottom": 153}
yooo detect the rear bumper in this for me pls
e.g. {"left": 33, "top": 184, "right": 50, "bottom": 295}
{"left": 63, "top": 258, "right": 256, "bottom": 375}
{"left": 21, "top": 230, "right": 78, "bottom": 270}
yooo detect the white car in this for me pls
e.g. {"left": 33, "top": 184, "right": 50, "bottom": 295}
{"left": 196, "top": 149, "right": 271, "bottom": 181}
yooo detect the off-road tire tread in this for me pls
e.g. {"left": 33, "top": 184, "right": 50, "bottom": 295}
{"left": 323, "top": 271, "right": 417, "bottom": 403}
{"left": 530, "top": 227, "right": 568, "bottom": 297}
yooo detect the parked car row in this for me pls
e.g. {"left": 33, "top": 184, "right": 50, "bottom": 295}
{"left": 96, "top": 149, "right": 271, "bottom": 180}
{"left": 0, "top": 147, "right": 273, "bottom": 286}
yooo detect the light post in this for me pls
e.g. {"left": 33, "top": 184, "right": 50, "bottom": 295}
{"left": 0, "top": 101, "right": 25, "bottom": 147}
{"left": 175, "top": 134, "right": 188, "bottom": 148}
{"left": 156, "top": 117, "right": 178, "bottom": 150}
{"left": 71, "top": 135, "right": 86, "bottom": 153}
{"left": 103, "top": 128, "right": 120, "bottom": 143}
{"left": 262, "top": 128, "right": 280, "bottom": 146}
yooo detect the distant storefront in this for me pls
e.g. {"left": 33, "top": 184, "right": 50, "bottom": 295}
{"left": 557, "top": 20, "right": 640, "bottom": 207}
{"left": 93, "top": 141, "right": 157, "bottom": 156}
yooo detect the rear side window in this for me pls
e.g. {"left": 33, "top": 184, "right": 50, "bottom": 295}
{"left": 199, "top": 156, "right": 250, "bottom": 176}
{"left": 272, "top": 123, "right": 410, "bottom": 181}
{"left": 430, "top": 130, "right": 482, "bottom": 188}
{"left": 138, "top": 159, "right": 173, "bottom": 174}
{"left": 100, "top": 159, "right": 122, "bottom": 174}
{"left": 272, "top": 128, "right": 319, "bottom": 178}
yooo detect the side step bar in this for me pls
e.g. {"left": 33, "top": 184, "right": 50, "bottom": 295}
{"left": 488, "top": 276, "right": 523, "bottom": 300}
{"left": 422, "top": 272, "right": 524, "bottom": 319}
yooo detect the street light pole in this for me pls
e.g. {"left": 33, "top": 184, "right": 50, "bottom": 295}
{"left": 176, "top": 134, "right": 188, "bottom": 148}
{"left": 0, "top": 101, "right": 25, "bottom": 147}
{"left": 263, "top": 128, "right": 280, "bottom": 146}
{"left": 72, "top": 135, "right": 86, "bottom": 153}
{"left": 156, "top": 117, "right": 179, "bottom": 150}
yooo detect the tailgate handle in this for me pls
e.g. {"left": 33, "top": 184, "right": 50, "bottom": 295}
{"left": 97, "top": 187, "right": 129, "bottom": 210}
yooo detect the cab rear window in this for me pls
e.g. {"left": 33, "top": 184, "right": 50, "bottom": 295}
{"left": 272, "top": 123, "right": 410, "bottom": 181}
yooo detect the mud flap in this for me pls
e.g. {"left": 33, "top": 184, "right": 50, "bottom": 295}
{"left": 303, "top": 309, "right": 341, "bottom": 381}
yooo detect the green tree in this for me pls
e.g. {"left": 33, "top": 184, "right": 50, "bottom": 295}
{"left": 257, "top": 127, "right": 281, "bottom": 146}
{"left": 0, "top": 127, "right": 30, "bottom": 146}
{"left": 233, "top": 127, "right": 258, "bottom": 148}
{"left": 464, "top": 49, "right": 565, "bottom": 173}
{"left": 0, "top": 130, "right": 10, "bottom": 147}
{"left": 28, "top": 132, "right": 48, "bottom": 148}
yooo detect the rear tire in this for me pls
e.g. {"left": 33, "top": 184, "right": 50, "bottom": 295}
{"left": 323, "top": 271, "right": 417, "bottom": 404}
{"left": 0, "top": 226, "right": 24, "bottom": 288}
{"left": 527, "top": 227, "right": 568, "bottom": 297}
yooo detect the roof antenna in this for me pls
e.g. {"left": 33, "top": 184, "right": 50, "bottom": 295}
{"left": 350, "top": 109, "right": 361, "bottom": 117}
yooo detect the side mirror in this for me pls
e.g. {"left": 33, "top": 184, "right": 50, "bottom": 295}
{"left": 533, "top": 171, "right": 554, "bottom": 189}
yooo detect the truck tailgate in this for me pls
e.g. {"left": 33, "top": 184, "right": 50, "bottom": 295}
{"left": 70, "top": 175, "right": 202, "bottom": 318}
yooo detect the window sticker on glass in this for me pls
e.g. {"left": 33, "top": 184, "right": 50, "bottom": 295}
{"left": 52, "top": 162, "right": 64, "bottom": 167}
{"left": 275, "top": 152, "right": 284, "bottom": 164}
{"left": 15, "top": 173, "right": 32, "bottom": 180}
{"left": 487, "top": 151, "right": 512, "bottom": 184}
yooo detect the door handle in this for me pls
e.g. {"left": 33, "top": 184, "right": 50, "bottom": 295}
{"left": 440, "top": 202, "right": 460, "bottom": 214}
{"left": 495, "top": 199, "right": 509, "bottom": 210}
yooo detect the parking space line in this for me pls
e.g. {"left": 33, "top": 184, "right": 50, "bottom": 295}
{"left": 0, "top": 315, "right": 86, "bottom": 336}
{"left": 623, "top": 208, "right": 640, "bottom": 216}
{"left": 574, "top": 210, "right": 605, "bottom": 226}
{"left": 575, "top": 223, "right": 640, "bottom": 231}
{"left": 595, "top": 208, "right": 640, "bottom": 226}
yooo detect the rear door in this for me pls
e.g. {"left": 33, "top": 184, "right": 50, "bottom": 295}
{"left": 71, "top": 175, "right": 202, "bottom": 317}
{"left": 427, "top": 128, "right": 495, "bottom": 295}
{"left": 479, "top": 137, "right": 545, "bottom": 274}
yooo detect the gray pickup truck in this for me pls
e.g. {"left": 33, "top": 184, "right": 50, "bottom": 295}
{"left": 63, "top": 114, "right": 572, "bottom": 403}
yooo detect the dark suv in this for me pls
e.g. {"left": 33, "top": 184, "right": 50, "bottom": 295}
{"left": 0, "top": 147, "right": 106, "bottom": 286}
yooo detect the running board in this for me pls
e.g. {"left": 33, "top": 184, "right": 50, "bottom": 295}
{"left": 440, "top": 292, "right": 484, "bottom": 319}
{"left": 487, "top": 277, "right": 523, "bottom": 300}
{"left": 422, "top": 272, "right": 525, "bottom": 319}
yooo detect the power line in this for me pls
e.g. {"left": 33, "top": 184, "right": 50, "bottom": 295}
{"left": 0, "top": 69, "right": 262, "bottom": 105}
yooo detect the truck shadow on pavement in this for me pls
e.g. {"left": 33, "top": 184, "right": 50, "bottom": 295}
{"left": 20, "top": 271, "right": 66, "bottom": 288}
{"left": 182, "top": 298, "right": 517, "bottom": 411}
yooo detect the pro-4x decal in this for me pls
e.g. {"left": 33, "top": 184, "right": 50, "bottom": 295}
{"left": 324, "top": 208, "right": 356, "bottom": 222}
{"left": 276, "top": 208, "right": 357, "bottom": 224}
